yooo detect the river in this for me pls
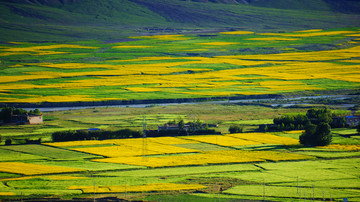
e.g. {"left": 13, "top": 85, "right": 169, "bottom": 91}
{"left": 22, "top": 95, "right": 356, "bottom": 112}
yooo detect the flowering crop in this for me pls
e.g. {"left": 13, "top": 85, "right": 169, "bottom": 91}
{"left": 219, "top": 30, "right": 254, "bottom": 35}
{"left": 294, "top": 29, "right": 323, "bottom": 33}
{"left": 0, "top": 162, "right": 83, "bottom": 175}
{"left": 1, "top": 29, "right": 359, "bottom": 103}
{"left": 227, "top": 133, "right": 299, "bottom": 145}
{"left": 318, "top": 144, "right": 360, "bottom": 151}
{"left": 0, "top": 192, "right": 14, "bottom": 196}
{"left": 68, "top": 183, "right": 206, "bottom": 193}
{"left": 196, "top": 42, "right": 239, "bottom": 45}
{"left": 112, "top": 45, "right": 152, "bottom": 48}
{"left": 130, "top": 34, "right": 190, "bottom": 40}
{"left": 246, "top": 37, "right": 298, "bottom": 41}
{"left": 93, "top": 151, "right": 264, "bottom": 167}
{"left": 182, "top": 135, "right": 259, "bottom": 146}
{"left": 93, "top": 149, "right": 311, "bottom": 167}
{"left": 71, "top": 139, "right": 199, "bottom": 157}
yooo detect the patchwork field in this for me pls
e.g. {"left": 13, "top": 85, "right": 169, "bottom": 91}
{"left": 1, "top": 26, "right": 360, "bottom": 201}
{"left": 0, "top": 128, "right": 359, "bottom": 201}
{"left": 0, "top": 28, "right": 359, "bottom": 103}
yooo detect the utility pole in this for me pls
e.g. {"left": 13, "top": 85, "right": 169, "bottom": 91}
{"left": 263, "top": 178, "right": 265, "bottom": 201}
{"left": 93, "top": 179, "right": 96, "bottom": 202}
{"left": 142, "top": 116, "right": 148, "bottom": 161}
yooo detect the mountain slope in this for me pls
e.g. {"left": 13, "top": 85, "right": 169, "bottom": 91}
{"left": 0, "top": 0, "right": 360, "bottom": 41}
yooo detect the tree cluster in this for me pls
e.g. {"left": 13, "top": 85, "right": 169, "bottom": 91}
{"left": 299, "top": 108, "right": 333, "bottom": 146}
{"left": 52, "top": 129, "right": 142, "bottom": 142}
{"left": 273, "top": 114, "right": 309, "bottom": 131}
{"left": 155, "top": 119, "right": 217, "bottom": 136}
{"left": 228, "top": 125, "right": 244, "bottom": 133}
{"left": 0, "top": 107, "right": 41, "bottom": 123}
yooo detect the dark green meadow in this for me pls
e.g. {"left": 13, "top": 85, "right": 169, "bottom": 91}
{"left": 1, "top": 0, "right": 360, "bottom": 41}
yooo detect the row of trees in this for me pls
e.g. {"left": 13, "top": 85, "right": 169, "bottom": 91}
{"left": 157, "top": 119, "right": 217, "bottom": 136}
{"left": 52, "top": 129, "right": 142, "bottom": 142}
{"left": 272, "top": 108, "right": 334, "bottom": 131}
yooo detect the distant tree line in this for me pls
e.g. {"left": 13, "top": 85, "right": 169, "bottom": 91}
{"left": 272, "top": 114, "right": 310, "bottom": 131}
{"left": 147, "top": 118, "right": 219, "bottom": 137}
{"left": 261, "top": 108, "right": 348, "bottom": 132}
{"left": 228, "top": 125, "right": 244, "bottom": 133}
{"left": 52, "top": 129, "right": 142, "bottom": 142}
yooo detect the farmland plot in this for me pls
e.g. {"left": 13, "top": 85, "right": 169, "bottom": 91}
{"left": 0, "top": 131, "right": 358, "bottom": 201}
{"left": 0, "top": 28, "right": 360, "bottom": 103}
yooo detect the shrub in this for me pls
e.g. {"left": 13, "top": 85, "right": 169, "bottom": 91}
{"left": 300, "top": 122, "right": 332, "bottom": 146}
{"left": 5, "top": 138, "right": 12, "bottom": 145}
{"left": 229, "top": 125, "right": 244, "bottom": 133}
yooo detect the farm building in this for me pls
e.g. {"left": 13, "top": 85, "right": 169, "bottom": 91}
{"left": 345, "top": 115, "right": 360, "bottom": 127}
{"left": 10, "top": 114, "right": 43, "bottom": 125}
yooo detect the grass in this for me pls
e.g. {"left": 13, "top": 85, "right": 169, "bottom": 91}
{"left": 0, "top": 148, "right": 46, "bottom": 161}
{"left": 1, "top": 145, "right": 98, "bottom": 159}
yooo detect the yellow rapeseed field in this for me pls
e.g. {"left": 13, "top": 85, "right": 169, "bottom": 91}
{"left": 220, "top": 30, "right": 254, "bottom": 35}
{"left": 318, "top": 144, "right": 360, "bottom": 151}
{"left": 284, "top": 130, "right": 305, "bottom": 134}
{"left": 226, "top": 133, "right": 299, "bottom": 145}
{"left": 258, "top": 30, "right": 356, "bottom": 37}
{"left": 71, "top": 139, "right": 199, "bottom": 157}
{"left": 112, "top": 45, "right": 152, "bottom": 48}
{"left": 196, "top": 42, "right": 239, "bottom": 45}
{"left": 0, "top": 44, "right": 98, "bottom": 56}
{"left": 0, "top": 162, "right": 83, "bottom": 175}
{"left": 93, "top": 149, "right": 312, "bottom": 167}
{"left": 0, "top": 192, "right": 14, "bottom": 196}
{"left": 68, "top": 183, "right": 206, "bottom": 193}
{"left": 294, "top": 29, "right": 323, "bottom": 33}
{"left": 182, "top": 135, "right": 259, "bottom": 146}
{"left": 72, "top": 145, "right": 162, "bottom": 157}
{"left": 246, "top": 37, "right": 298, "bottom": 41}
{"left": 130, "top": 34, "right": 190, "bottom": 40}
{"left": 146, "top": 136, "right": 197, "bottom": 145}
{"left": 1, "top": 29, "right": 359, "bottom": 103}
{"left": 93, "top": 151, "right": 264, "bottom": 167}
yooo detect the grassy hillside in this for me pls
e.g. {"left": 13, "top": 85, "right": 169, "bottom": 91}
{"left": 0, "top": 0, "right": 360, "bottom": 41}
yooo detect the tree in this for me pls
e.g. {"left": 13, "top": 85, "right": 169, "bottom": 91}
{"left": 300, "top": 122, "right": 332, "bottom": 146}
{"left": 5, "top": 138, "right": 12, "bottom": 145}
{"left": 306, "top": 108, "right": 332, "bottom": 125}
{"left": 178, "top": 119, "right": 185, "bottom": 131}
{"left": 33, "top": 109, "right": 41, "bottom": 115}
{"left": 357, "top": 121, "right": 360, "bottom": 134}
{"left": 229, "top": 125, "right": 243, "bottom": 133}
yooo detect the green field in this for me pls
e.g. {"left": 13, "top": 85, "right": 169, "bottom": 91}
{"left": 0, "top": 103, "right": 358, "bottom": 201}
{"left": 0, "top": 133, "right": 358, "bottom": 201}
{"left": 0, "top": 0, "right": 360, "bottom": 200}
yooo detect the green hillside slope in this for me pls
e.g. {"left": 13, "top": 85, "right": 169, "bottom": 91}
{"left": 0, "top": 0, "right": 360, "bottom": 41}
